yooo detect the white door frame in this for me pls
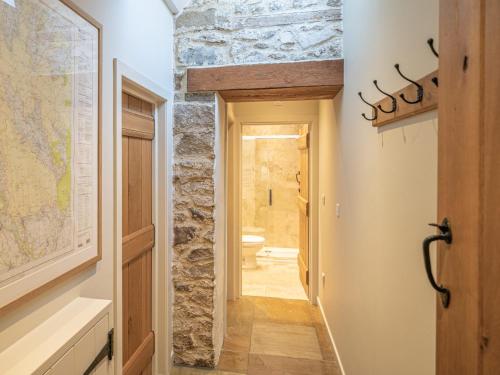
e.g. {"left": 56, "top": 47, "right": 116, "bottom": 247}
{"left": 113, "top": 59, "right": 171, "bottom": 375}
{"left": 227, "top": 118, "right": 319, "bottom": 304}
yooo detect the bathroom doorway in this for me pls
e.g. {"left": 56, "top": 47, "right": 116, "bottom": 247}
{"left": 240, "top": 122, "right": 309, "bottom": 300}
{"left": 226, "top": 100, "right": 320, "bottom": 304}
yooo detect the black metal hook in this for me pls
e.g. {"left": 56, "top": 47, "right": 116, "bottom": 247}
{"left": 427, "top": 38, "right": 439, "bottom": 58}
{"left": 427, "top": 38, "right": 439, "bottom": 86}
{"left": 373, "top": 80, "right": 396, "bottom": 114}
{"left": 358, "top": 92, "right": 378, "bottom": 121}
{"left": 394, "top": 64, "right": 424, "bottom": 104}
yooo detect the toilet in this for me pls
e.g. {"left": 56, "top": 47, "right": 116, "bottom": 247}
{"left": 242, "top": 234, "right": 265, "bottom": 269}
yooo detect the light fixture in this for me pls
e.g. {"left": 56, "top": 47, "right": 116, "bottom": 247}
{"left": 242, "top": 135, "right": 300, "bottom": 140}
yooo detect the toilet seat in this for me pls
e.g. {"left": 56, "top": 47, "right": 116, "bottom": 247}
{"left": 242, "top": 235, "right": 265, "bottom": 245}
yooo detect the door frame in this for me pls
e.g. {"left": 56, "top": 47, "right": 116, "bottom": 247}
{"left": 113, "top": 60, "right": 171, "bottom": 375}
{"left": 227, "top": 118, "right": 319, "bottom": 304}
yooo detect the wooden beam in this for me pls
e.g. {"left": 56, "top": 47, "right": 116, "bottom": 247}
{"left": 187, "top": 59, "right": 344, "bottom": 92}
{"left": 219, "top": 86, "right": 343, "bottom": 102}
{"left": 372, "top": 70, "right": 438, "bottom": 127}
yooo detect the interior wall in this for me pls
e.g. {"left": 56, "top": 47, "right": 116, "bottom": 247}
{"left": 317, "top": 1, "right": 438, "bottom": 374}
{"left": 0, "top": 1, "right": 175, "bottom": 372}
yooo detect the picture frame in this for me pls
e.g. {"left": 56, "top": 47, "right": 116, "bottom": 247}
{"left": 0, "top": 0, "right": 102, "bottom": 314}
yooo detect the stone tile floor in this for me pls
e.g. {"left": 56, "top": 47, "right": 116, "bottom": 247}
{"left": 242, "top": 255, "right": 308, "bottom": 300}
{"left": 172, "top": 296, "right": 342, "bottom": 375}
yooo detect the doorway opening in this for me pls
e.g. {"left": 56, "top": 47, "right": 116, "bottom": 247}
{"left": 241, "top": 123, "right": 308, "bottom": 300}
{"left": 227, "top": 100, "right": 320, "bottom": 304}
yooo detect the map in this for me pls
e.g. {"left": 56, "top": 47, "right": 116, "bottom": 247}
{"left": 0, "top": 0, "right": 99, "bottom": 288}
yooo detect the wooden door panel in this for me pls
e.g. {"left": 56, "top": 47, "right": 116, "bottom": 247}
{"left": 297, "top": 125, "right": 309, "bottom": 295}
{"left": 127, "top": 137, "right": 144, "bottom": 235}
{"left": 123, "top": 225, "right": 155, "bottom": 264}
{"left": 482, "top": 1, "right": 500, "bottom": 372}
{"left": 438, "top": 1, "right": 482, "bottom": 374}
{"left": 437, "top": 1, "right": 500, "bottom": 374}
{"left": 122, "top": 93, "right": 155, "bottom": 374}
{"left": 141, "top": 140, "right": 152, "bottom": 229}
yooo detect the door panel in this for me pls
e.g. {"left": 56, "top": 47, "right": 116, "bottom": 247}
{"left": 482, "top": 1, "right": 500, "bottom": 371}
{"left": 437, "top": 1, "right": 500, "bottom": 374}
{"left": 122, "top": 92, "right": 155, "bottom": 375}
{"left": 297, "top": 125, "right": 309, "bottom": 295}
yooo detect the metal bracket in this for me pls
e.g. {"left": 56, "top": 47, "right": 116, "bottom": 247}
{"left": 83, "top": 329, "right": 114, "bottom": 375}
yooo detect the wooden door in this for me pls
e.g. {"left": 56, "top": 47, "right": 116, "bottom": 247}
{"left": 297, "top": 125, "right": 309, "bottom": 295}
{"left": 122, "top": 92, "right": 155, "bottom": 375}
{"left": 437, "top": 1, "right": 500, "bottom": 374}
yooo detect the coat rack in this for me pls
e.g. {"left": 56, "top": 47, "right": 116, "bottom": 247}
{"left": 359, "top": 38, "right": 439, "bottom": 127}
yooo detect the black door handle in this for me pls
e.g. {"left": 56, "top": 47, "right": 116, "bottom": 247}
{"left": 422, "top": 218, "right": 452, "bottom": 308}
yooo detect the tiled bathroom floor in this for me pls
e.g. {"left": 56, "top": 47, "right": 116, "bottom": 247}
{"left": 172, "top": 296, "right": 342, "bottom": 375}
{"left": 242, "top": 252, "right": 308, "bottom": 300}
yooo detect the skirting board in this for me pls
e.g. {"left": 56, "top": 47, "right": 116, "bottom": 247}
{"left": 316, "top": 297, "right": 346, "bottom": 375}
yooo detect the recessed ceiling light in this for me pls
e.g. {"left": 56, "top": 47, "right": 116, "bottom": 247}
{"left": 242, "top": 135, "right": 299, "bottom": 140}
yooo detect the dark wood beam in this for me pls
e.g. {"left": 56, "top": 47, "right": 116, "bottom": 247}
{"left": 219, "top": 86, "right": 343, "bottom": 102}
{"left": 186, "top": 59, "right": 344, "bottom": 102}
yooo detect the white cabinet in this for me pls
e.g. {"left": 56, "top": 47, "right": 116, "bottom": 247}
{"left": 0, "top": 298, "right": 113, "bottom": 375}
{"left": 46, "top": 347, "right": 75, "bottom": 375}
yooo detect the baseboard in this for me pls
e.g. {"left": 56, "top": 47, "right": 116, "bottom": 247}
{"left": 316, "top": 296, "right": 346, "bottom": 375}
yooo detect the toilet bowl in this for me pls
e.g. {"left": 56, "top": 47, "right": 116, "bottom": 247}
{"left": 242, "top": 235, "right": 265, "bottom": 269}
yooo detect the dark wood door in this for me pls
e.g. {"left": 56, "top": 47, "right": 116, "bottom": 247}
{"left": 122, "top": 92, "right": 155, "bottom": 375}
{"left": 297, "top": 124, "right": 309, "bottom": 295}
{"left": 437, "top": 1, "right": 500, "bottom": 374}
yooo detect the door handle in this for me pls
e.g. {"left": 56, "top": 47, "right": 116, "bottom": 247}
{"left": 422, "top": 218, "right": 452, "bottom": 308}
{"left": 269, "top": 189, "right": 272, "bottom": 206}
{"left": 295, "top": 171, "right": 301, "bottom": 183}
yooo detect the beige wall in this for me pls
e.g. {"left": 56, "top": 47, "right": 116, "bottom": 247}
{"left": 241, "top": 125, "right": 300, "bottom": 248}
{"left": 0, "top": 1, "right": 175, "bottom": 372}
{"left": 318, "top": 1, "right": 439, "bottom": 374}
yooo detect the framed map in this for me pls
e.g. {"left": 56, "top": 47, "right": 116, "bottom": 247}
{"left": 0, "top": 0, "right": 101, "bottom": 311}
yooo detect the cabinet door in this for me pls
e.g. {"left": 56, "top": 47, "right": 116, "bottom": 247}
{"left": 46, "top": 348, "right": 76, "bottom": 375}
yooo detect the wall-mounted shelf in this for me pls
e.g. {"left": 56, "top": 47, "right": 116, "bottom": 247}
{"left": 372, "top": 70, "right": 438, "bottom": 127}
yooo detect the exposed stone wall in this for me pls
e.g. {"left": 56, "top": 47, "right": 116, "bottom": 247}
{"left": 173, "top": 102, "right": 217, "bottom": 367}
{"left": 175, "top": 0, "right": 343, "bottom": 95}
{"left": 172, "top": 0, "right": 343, "bottom": 367}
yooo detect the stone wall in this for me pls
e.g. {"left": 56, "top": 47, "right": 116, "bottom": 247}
{"left": 172, "top": 0, "right": 343, "bottom": 367}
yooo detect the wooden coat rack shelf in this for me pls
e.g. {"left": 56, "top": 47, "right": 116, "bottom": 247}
{"left": 372, "top": 69, "right": 438, "bottom": 127}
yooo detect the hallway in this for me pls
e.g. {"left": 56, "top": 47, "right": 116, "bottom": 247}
{"left": 172, "top": 297, "right": 341, "bottom": 375}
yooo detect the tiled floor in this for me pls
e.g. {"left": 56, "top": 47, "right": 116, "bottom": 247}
{"left": 172, "top": 296, "right": 342, "bottom": 375}
{"left": 242, "top": 254, "right": 308, "bottom": 300}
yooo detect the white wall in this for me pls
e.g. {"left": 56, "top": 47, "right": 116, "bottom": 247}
{"left": 318, "top": 1, "right": 439, "bottom": 374}
{"left": 0, "top": 0, "right": 175, "bottom": 372}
